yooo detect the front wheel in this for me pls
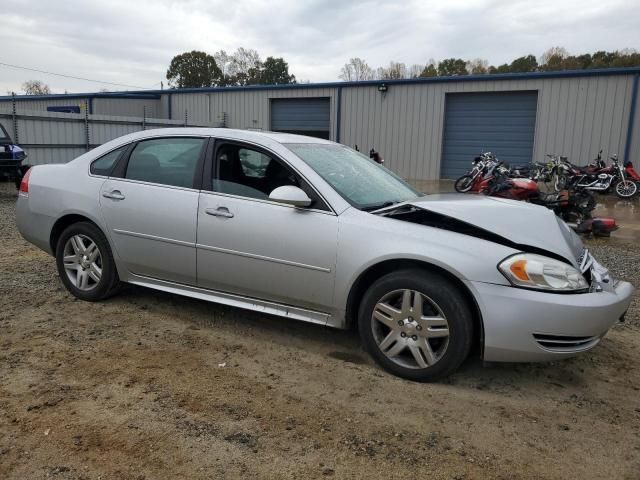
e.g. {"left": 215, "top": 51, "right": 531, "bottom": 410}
{"left": 614, "top": 179, "right": 638, "bottom": 198}
{"left": 55, "top": 222, "right": 120, "bottom": 301}
{"left": 454, "top": 175, "right": 475, "bottom": 193}
{"left": 358, "top": 269, "right": 473, "bottom": 382}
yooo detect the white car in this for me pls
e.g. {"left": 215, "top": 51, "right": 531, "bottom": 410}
{"left": 16, "top": 128, "right": 633, "bottom": 381}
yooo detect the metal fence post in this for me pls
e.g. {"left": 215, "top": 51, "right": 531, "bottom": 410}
{"left": 12, "top": 93, "right": 18, "bottom": 144}
{"left": 142, "top": 106, "right": 146, "bottom": 130}
{"left": 84, "top": 100, "right": 90, "bottom": 151}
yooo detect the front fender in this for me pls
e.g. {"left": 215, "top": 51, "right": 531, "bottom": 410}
{"left": 332, "top": 209, "right": 518, "bottom": 325}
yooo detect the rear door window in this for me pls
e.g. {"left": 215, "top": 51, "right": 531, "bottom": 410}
{"left": 125, "top": 137, "right": 205, "bottom": 188}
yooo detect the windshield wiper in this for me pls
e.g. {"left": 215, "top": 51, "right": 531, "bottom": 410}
{"left": 361, "top": 201, "right": 398, "bottom": 212}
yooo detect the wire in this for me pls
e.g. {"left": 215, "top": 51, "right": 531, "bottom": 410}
{"left": 0, "top": 61, "right": 153, "bottom": 90}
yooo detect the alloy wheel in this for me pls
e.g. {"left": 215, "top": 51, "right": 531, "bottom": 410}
{"left": 371, "top": 289, "right": 450, "bottom": 369}
{"left": 63, "top": 234, "right": 103, "bottom": 291}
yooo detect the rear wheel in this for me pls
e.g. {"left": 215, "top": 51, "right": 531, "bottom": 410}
{"left": 55, "top": 222, "right": 120, "bottom": 301}
{"left": 454, "top": 175, "right": 475, "bottom": 193}
{"left": 614, "top": 179, "right": 638, "bottom": 199}
{"left": 358, "top": 269, "right": 473, "bottom": 382}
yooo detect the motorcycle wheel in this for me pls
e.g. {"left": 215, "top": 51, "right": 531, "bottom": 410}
{"left": 614, "top": 180, "right": 638, "bottom": 198}
{"left": 454, "top": 175, "right": 475, "bottom": 193}
{"left": 553, "top": 174, "right": 567, "bottom": 192}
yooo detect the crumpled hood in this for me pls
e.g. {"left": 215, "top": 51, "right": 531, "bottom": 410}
{"left": 387, "top": 194, "right": 579, "bottom": 264}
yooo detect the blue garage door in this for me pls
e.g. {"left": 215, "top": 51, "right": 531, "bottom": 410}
{"left": 271, "top": 98, "right": 330, "bottom": 139}
{"left": 440, "top": 91, "right": 538, "bottom": 178}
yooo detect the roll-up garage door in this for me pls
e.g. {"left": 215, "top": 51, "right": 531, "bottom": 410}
{"left": 271, "top": 98, "right": 330, "bottom": 139}
{"left": 440, "top": 91, "right": 538, "bottom": 178}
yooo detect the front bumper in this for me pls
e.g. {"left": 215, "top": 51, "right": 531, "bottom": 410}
{"left": 472, "top": 279, "right": 634, "bottom": 362}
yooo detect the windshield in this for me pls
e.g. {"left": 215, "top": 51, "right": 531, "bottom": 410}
{"left": 0, "top": 125, "right": 11, "bottom": 143}
{"left": 286, "top": 143, "right": 421, "bottom": 210}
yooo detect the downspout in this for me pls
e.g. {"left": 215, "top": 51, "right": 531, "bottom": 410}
{"left": 624, "top": 74, "right": 639, "bottom": 164}
{"left": 167, "top": 92, "right": 173, "bottom": 120}
{"left": 336, "top": 86, "right": 342, "bottom": 143}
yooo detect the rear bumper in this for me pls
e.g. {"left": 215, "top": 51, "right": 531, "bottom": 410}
{"left": 471, "top": 280, "right": 634, "bottom": 362}
{"left": 16, "top": 196, "right": 55, "bottom": 254}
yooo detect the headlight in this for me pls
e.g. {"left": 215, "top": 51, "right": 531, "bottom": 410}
{"left": 498, "top": 253, "right": 588, "bottom": 291}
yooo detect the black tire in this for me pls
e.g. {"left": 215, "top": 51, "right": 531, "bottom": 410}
{"left": 55, "top": 222, "right": 120, "bottom": 301}
{"left": 358, "top": 269, "right": 473, "bottom": 382}
{"left": 454, "top": 175, "right": 475, "bottom": 193}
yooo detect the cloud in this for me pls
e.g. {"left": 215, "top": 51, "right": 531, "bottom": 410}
{"left": 0, "top": 0, "right": 638, "bottom": 94}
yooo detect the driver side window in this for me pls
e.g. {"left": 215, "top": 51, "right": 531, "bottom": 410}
{"left": 212, "top": 143, "right": 329, "bottom": 211}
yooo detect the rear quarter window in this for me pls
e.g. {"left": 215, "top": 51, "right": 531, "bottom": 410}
{"left": 90, "top": 146, "right": 126, "bottom": 176}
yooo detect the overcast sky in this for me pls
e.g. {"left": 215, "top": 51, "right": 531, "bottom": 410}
{"left": 1, "top": 0, "right": 638, "bottom": 95}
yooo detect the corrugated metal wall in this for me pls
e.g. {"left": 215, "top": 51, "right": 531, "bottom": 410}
{"left": 339, "top": 75, "right": 638, "bottom": 180}
{"left": 169, "top": 88, "right": 337, "bottom": 140}
{"left": 0, "top": 97, "right": 91, "bottom": 113}
{"left": 92, "top": 98, "right": 161, "bottom": 117}
{"left": 0, "top": 107, "right": 196, "bottom": 165}
{"left": 1, "top": 72, "right": 638, "bottom": 180}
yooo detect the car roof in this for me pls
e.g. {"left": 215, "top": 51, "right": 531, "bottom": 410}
{"left": 120, "top": 128, "right": 335, "bottom": 146}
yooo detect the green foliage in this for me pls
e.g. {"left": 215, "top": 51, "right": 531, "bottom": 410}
{"left": 509, "top": 55, "right": 538, "bottom": 73}
{"left": 168, "top": 49, "right": 296, "bottom": 88}
{"left": 251, "top": 57, "right": 296, "bottom": 85}
{"left": 437, "top": 58, "right": 468, "bottom": 76}
{"left": 166, "top": 51, "right": 222, "bottom": 88}
{"left": 419, "top": 64, "right": 438, "bottom": 77}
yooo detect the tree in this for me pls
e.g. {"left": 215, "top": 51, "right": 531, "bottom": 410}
{"left": 419, "top": 60, "right": 438, "bottom": 77}
{"left": 22, "top": 80, "right": 51, "bottom": 95}
{"left": 509, "top": 55, "right": 538, "bottom": 73}
{"left": 437, "top": 58, "right": 468, "bottom": 76}
{"left": 466, "top": 58, "right": 488, "bottom": 75}
{"left": 539, "top": 47, "right": 569, "bottom": 71}
{"left": 253, "top": 57, "right": 296, "bottom": 85}
{"left": 339, "top": 58, "right": 374, "bottom": 81}
{"left": 376, "top": 61, "right": 407, "bottom": 80}
{"left": 228, "top": 47, "right": 262, "bottom": 86}
{"left": 488, "top": 63, "right": 511, "bottom": 74}
{"left": 213, "top": 50, "right": 233, "bottom": 85}
{"left": 408, "top": 64, "right": 425, "bottom": 78}
{"left": 166, "top": 50, "right": 222, "bottom": 88}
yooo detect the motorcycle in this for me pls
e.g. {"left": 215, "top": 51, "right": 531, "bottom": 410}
{"left": 562, "top": 154, "right": 637, "bottom": 199}
{"left": 454, "top": 153, "right": 499, "bottom": 192}
{"left": 623, "top": 159, "right": 640, "bottom": 184}
{"left": 482, "top": 168, "right": 617, "bottom": 237}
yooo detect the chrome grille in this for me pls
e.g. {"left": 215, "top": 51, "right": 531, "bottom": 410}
{"left": 578, "top": 249, "right": 594, "bottom": 274}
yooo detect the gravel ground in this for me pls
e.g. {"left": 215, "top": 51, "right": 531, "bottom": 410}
{"left": 1, "top": 181, "right": 639, "bottom": 479}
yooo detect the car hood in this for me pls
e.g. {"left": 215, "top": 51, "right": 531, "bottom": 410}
{"left": 379, "top": 194, "right": 579, "bottom": 264}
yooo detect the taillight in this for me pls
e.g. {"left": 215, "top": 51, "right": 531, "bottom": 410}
{"left": 19, "top": 168, "right": 32, "bottom": 196}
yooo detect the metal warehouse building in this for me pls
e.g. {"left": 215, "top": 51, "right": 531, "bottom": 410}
{"left": 1, "top": 67, "right": 639, "bottom": 181}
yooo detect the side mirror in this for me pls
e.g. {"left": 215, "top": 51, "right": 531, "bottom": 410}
{"left": 268, "top": 185, "right": 312, "bottom": 208}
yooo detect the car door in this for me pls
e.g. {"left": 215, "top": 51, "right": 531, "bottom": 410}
{"left": 99, "top": 136, "right": 208, "bottom": 285}
{"left": 196, "top": 140, "right": 338, "bottom": 313}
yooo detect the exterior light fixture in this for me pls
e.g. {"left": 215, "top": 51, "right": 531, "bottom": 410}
{"left": 377, "top": 83, "right": 388, "bottom": 93}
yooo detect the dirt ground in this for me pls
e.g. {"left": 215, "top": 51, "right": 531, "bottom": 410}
{"left": 1, "top": 181, "right": 639, "bottom": 480}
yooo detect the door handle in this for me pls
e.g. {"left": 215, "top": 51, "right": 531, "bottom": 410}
{"left": 205, "top": 207, "right": 234, "bottom": 218}
{"left": 102, "top": 190, "right": 125, "bottom": 200}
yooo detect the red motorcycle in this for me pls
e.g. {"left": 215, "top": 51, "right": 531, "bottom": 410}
{"left": 482, "top": 169, "right": 618, "bottom": 237}
{"left": 623, "top": 159, "right": 640, "bottom": 183}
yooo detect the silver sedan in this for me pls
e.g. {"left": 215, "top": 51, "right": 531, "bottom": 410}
{"left": 16, "top": 128, "right": 633, "bottom": 381}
